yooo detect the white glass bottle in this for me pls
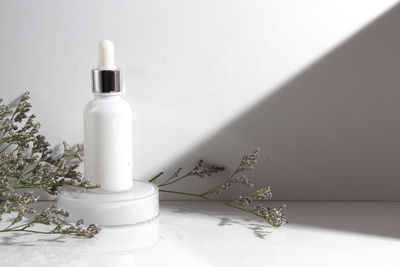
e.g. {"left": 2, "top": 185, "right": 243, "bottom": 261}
{"left": 84, "top": 40, "right": 133, "bottom": 192}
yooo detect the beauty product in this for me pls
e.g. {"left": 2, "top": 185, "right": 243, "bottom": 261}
{"left": 84, "top": 40, "right": 133, "bottom": 192}
{"left": 58, "top": 41, "right": 159, "bottom": 241}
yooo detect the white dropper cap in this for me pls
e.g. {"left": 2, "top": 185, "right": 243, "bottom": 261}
{"left": 92, "top": 40, "right": 122, "bottom": 93}
{"left": 98, "top": 40, "right": 117, "bottom": 70}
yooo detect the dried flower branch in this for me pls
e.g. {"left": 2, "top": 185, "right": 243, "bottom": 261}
{"left": 0, "top": 92, "right": 101, "bottom": 237}
{"left": 0, "top": 92, "right": 286, "bottom": 238}
{"left": 151, "top": 148, "right": 287, "bottom": 227}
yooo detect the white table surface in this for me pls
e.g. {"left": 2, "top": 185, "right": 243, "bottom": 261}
{"left": 0, "top": 201, "right": 399, "bottom": 267}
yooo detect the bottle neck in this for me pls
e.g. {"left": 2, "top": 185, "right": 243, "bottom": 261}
{"left": 93, "top": 92, "right": 123, "bottom": 99}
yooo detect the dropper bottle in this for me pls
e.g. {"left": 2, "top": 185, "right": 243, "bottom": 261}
{"left": 58, "top": 40, "right": 159, "bottom": 233}
{"left": 84, "top": 40, "right": 133, "bottom": 192}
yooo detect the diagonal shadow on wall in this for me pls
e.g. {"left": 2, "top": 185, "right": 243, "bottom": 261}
{"left": 157, "top": 2, "right": 400, "bottom": 238}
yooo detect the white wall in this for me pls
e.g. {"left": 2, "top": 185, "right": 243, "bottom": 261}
{"left": 0, "top": 0, "right": 399, "bottom": 200}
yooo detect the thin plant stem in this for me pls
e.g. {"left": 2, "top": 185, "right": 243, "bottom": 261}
{"left": 149, "top": 172, "right": 164, "bottom": 183}
{"left": 159, "top": 173, "right": 193, "bottom": 187}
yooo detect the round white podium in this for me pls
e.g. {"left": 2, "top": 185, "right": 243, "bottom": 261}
{"left": 57, "top": 180, "right": 159, "bottom": 228}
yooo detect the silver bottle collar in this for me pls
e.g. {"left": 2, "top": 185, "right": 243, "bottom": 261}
{"left": 91, "top": 69, "right": 122, "bottom": 93}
